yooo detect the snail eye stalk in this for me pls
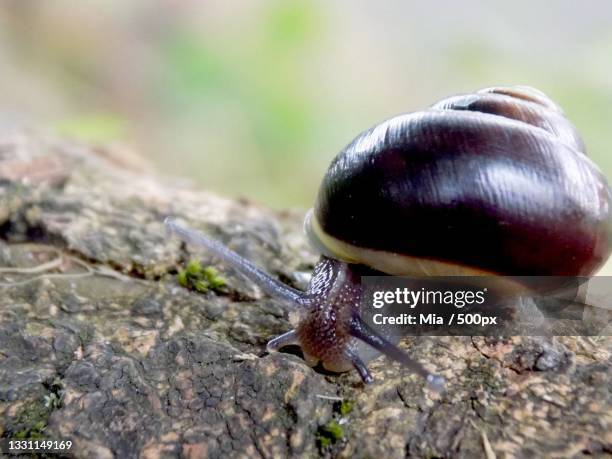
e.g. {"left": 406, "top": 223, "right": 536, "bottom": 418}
{"left": 165, "top": 218, "right": 308, "bottom": 307}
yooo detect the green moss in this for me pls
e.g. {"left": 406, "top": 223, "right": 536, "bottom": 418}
{"left": 186, "top": 259, "right": 202, "bottom": 276}
{"left": 177, "top": 270, "right": 188, "bottom": 287}
{"left": 338, "top": 400, "right": 354, "bottom": 416}
{"left": 316, "top": 419, "right": 344, "bottom": 449}
{"left": 9, "top": 400, "right": 52, "bottom": 440}
{"left": 317, "top": 435, "right": 332, "bottom": 448}
{"left": 177, "top": 260, "right": 226, "bottom": 293}
{"left": 3, "top": 378, "right": 64, "bottom": 443}
{"left": 202, "top": 266, "right": 226, "bottom": 289}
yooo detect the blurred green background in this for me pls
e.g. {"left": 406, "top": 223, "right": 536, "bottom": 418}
{"left": 0, "top": 0, "right": 611, "bottom": 210}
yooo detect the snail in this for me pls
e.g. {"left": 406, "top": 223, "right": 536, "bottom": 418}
{"left": 165, "top": 86, "right": 612, "bottom": 390}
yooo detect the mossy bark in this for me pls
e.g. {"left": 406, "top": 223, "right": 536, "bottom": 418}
{"left": 0, "top": 131, "right": 610, "bottom": 458}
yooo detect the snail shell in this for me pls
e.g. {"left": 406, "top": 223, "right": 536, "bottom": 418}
{"left": 307, "top": 86, "right": 612, "bottom": 278}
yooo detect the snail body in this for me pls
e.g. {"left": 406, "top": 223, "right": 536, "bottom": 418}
{"left": 166, "top": 86, "right": 612, "bottom": 389}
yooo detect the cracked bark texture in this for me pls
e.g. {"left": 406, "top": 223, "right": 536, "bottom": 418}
{"left": 0, "top": 130, "right": 610, "bottom": 459}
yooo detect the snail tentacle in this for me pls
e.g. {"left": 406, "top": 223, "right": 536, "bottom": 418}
{"left": 349, "top": 315, "right": 445, "bottom": 392}
{"left": 165, "top": 218, "right": 307, "bottom": 306}
{"left": 266, "top": 329, "right": 300, "bottom": 352}
{"left": 344, "top": 347, "right": 374, "bottom": 384}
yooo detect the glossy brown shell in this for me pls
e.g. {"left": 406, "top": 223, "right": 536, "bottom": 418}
{"left": 309, "top": 86, "right": 612, "bottom": 276}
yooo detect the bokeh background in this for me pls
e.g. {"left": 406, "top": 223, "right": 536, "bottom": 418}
{"left": 1, "top": 0, "right": 611, "bottom": 211}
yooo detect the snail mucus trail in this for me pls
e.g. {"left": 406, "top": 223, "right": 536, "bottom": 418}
{"left": 165, "top": 85, "right": 612, "bottom": 391}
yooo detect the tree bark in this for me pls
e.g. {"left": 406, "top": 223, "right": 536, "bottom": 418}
{"left": 0, "top": 130, "right": 610, "bottom": 458}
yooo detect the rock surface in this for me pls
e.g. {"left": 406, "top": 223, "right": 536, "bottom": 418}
{"left": 0, "top": 131, "right": 610, "bottom": 458}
